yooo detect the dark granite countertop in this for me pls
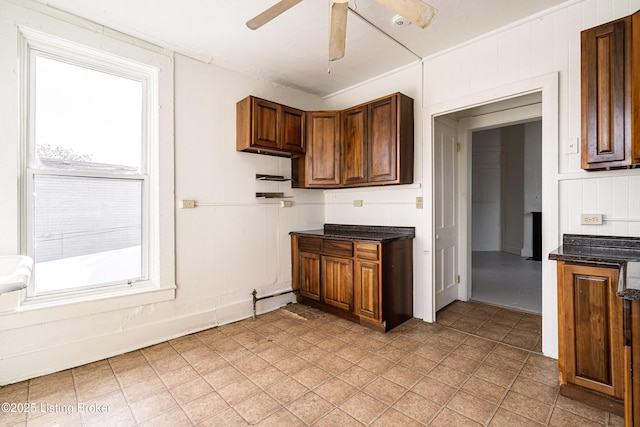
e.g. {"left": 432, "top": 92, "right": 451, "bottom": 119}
{"left": 548, "top": 234, "right": 640, "bottom": 301}
{"left": 290, "top": 224, "right": 415, "bottom": 243}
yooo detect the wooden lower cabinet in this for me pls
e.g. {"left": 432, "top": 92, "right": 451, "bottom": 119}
{"left": 291, "top": 232, "right": 412, "bottom": 332}
{"left": 556, "top": 261, "right": 624, "bottom": 413}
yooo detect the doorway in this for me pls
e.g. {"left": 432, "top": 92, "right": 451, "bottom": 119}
{"left": 470, "top": 121, "right": 542, "bottom": 313}
{"left": 433, "top": 92, "right": 543, "bottom": 313}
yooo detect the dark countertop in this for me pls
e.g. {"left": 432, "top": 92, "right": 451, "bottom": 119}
{"left": 548, "top": 234, "right": 640, "bottom": 301}
{"left": 290, "top": 224, "right": 415, "bottom": 243}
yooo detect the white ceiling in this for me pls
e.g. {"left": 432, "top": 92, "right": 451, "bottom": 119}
{"left": 35, "top": 0, "right": 572, "bottom": 97}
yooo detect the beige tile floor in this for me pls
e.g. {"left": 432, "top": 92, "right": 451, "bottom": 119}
{"left": 0, "top": 300, "right": 624, "bottom": 426}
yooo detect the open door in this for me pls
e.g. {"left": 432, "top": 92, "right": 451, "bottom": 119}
{"left": 434, "top": 117, "right": 458, "bottom": 311}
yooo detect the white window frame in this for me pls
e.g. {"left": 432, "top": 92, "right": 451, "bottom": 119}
{"left": 18, "top": 27, "right": 173, "bottom": 308}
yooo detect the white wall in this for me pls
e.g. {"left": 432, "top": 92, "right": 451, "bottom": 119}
{"left": 0, "top": 1, "right": 327, "bottom": 385}
{"left": 471, "top": 129, "right": 502, "bottom": 251}
{"left": 422, "top": 0, "right": 640, "bottom": 357}
{"left": 501, "top": 125, "right": 525, "bottom": 256}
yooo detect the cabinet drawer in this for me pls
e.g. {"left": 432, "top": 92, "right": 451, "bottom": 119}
{"left": 355, "top": 243, "right": 380, "bottom": 261}
{"left": 323, "top": 239, "right": 353, "bottom": 257}
{"left": 298, "top": 237, "right": 322, "bottom": 253}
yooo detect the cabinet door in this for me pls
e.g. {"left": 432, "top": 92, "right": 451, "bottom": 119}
{"left": 252, "top": 98, "right": 280, "bottom": 150}
{"left": 355, "top": 243, "right": 380, "bottom": 320}
{"left": 560, "top": 263, "right": 624, "bottom": 398}
{"left": 581, "top": 17, "right": 630, "bottom": 169}
{"left": 281, "top": 106, "right": 305, "bottom": 153}
{"left": 355, "top": 260, "right": 380, "bottom": 320}
{"left": 322, "top": 256, "right": 353, "bottom": 311}
{"left": 299, "top": 251, "right": 321, "bottom": 301}
{"left": 343, "top": 105, "right": 368, "bottom": 185}
{"left": 306, "top": 111, "right": 341, "bottom": 187}
{"left": 369, "top": 95, "right": 398, "bottom": 182}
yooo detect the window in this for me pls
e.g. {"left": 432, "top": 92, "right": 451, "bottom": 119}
{"left": 23, "top": 32, "right": 157, "bottom": 298}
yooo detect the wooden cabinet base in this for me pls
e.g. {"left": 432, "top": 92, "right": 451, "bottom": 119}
{"left": 297, "top": 295, "right": 401, "bottom": 332}
{"left": 560, "top": 384, "right": 624, "bottom": 417}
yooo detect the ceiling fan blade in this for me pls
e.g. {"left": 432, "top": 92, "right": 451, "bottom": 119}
{"left": 329, "top": 1, "right": 348, "bottom": 61}
{"left": 246, "top": 0, "right": 303, "bottom": 30}
{"left": 374, "top": 0, "right": 435, "bottom": 29}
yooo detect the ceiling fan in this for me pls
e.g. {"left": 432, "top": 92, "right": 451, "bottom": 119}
{"left": 246, "top": 0, "right": 436, "bottom": 61}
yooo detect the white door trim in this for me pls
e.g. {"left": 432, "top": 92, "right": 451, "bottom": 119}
{"left": 423, "top": 72, "right": 559, "bottom": 358}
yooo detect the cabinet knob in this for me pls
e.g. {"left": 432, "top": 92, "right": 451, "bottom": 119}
{"left": 435, "top": 234, "right": 440, "bottom": 240}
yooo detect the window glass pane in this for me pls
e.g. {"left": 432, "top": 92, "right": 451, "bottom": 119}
{"left": 34, "top": 55, "right": 143, "bottom": 173}
{"left": 32, "top": 175, "right": 143, "bottom": 294}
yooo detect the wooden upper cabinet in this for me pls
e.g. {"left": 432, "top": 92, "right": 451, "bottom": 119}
{"left": 343, "top": 105, "right": 368, "bottom": 186}
{"left": 581, "top": 12, "right": 640, "bottom": 169}
{"left": 236, "top": 96, "right": 305, "bottom": 157}
{"left": 337, "top": 93, "right": 414, "bottom": 187}
{"left": 304, "top": 111, "right": 342, "bottom": 187}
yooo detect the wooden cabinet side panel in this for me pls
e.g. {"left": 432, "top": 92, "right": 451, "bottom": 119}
{"left": 291, "top": 235, "right": 299, "bottom": 291}
{"left": 343, "top": 106, "right": 368, "bottom": 185}
{"left": 632, "top": 300, "right": 640, "bottom": 425}
{"left": 322, "top": 256, "right": 353, "bottom": 311}
{"left": 380, "top": 239, "right": 413, "bottom": 329}
{"left": 561, "top": 263, "right": 624, "bottom": 398}
{"left": 581, "top": 18, "right": 630, "bottom": 168}
{"left": 557, "top": 262, "right": 568, "bottom": 386}
{"left": 368, "top": 95, "right": 398, "bottom": 182}
{"left": 633, "top": 11, "right": 640, "bottom": 165}
{"left": 398, "top": 94, "right": 415, "bottom": 184}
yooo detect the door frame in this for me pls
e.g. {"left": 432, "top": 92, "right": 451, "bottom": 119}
{"left": 423, "top": 73, "right": 559, "bottom": 358}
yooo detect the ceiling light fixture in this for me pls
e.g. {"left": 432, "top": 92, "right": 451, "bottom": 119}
{"left": 392, "top": 14, "right": 408, "bottom": 27}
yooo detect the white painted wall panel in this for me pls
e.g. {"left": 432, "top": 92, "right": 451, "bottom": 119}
{"left": 423, "top": 0, "right": 640, "bottom": 358}
{"left": 0, "top": 2, "right": 327, "bottom": 384}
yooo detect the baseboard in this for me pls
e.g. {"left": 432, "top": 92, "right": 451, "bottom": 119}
{"left": 560, "top": 384, "right": 624, "bottom": 417}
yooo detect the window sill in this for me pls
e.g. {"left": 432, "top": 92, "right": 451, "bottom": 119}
{"left": 0, "top": 282, "right": 176, "bottom": 330}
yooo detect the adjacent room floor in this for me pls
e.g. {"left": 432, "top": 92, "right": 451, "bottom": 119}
{"left": 0, "top": 301, "right": 621, "bottom": 426}
{"left": 471, "top": 251, "right": 542, "bottom": 314}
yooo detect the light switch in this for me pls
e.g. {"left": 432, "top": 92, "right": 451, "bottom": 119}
{"left": 565, "top": 137, "right": 579, "bottom": 155}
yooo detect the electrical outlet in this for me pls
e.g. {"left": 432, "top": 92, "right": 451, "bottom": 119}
{"left": 580, "top": 213, "right": 603, "bottom": 225}
{"left": 280, "top": 200, "right": 293, "bottom": 208}
{"left": 180, "top": 200, "right": 196, "bottom": 209}
{"left": 353, "top": 200, "right": 363, "bottom": 207}
{"left": 416, "top": 197, "right": 423, "bottom": 209}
